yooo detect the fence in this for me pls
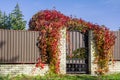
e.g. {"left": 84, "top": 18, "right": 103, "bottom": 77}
{"left": 0, "top": 29, "right": 39, "bottom": 63}
{"left": 66, "top": 31, "right": 120, "bottom": 61}
{"left": 113, "top": 31, "right": 120, "bottom": 60}
{"left": 0, "top": 30, "right": 120, "bottom": 64}
{"left": 66, "top": 31, "right": 85, "bottom": 56}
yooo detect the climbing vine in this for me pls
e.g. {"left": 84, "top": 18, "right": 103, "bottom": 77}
{"left": 29, "top": 10, "right": 115, "bottom": 75}
{"left": 29, "top": 10, "right": 69, "bottom": 73}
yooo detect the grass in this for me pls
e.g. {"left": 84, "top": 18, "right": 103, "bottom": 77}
{"left": 0, "top": 73, "right": 120, "bottom": 80}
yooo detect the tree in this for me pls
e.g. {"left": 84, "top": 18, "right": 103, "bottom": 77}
{"left": 9, "top": 3, "right": 26, "bottom": 30}
{"left": 0, "top": 3, "right": 26, "bottom": 30}
{"left": 0, "top": 10, "right": 3, "bottom": 29}
{"left": 0, "top": 11, "right": 10, "bottom": 29}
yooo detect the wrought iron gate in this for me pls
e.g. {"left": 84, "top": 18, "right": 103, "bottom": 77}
{"left": 66, "top": 31, "right": 88, "bottom": 74}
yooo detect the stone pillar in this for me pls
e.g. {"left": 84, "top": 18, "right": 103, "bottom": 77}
{"left": 59, "top": 28, "right": 66, "bottom": 74}
{"left": 88, "top": 30, "right": 97, "bottom": 75}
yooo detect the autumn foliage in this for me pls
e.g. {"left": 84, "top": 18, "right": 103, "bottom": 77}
{"left": 29, "top": 10, "right": 69, "bottom": 73}
{"left": 29, "top": 10, "right": 115, "bottom": 75}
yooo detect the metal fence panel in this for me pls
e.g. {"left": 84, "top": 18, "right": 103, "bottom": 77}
{"left": 113, "top": 31, "right": 120, "bottom": 60}
{"left": 0, "top": 29, "right": 120, "bottom": 63}
{"left": 0, "top": 29, "right": 39, "bottom": 63}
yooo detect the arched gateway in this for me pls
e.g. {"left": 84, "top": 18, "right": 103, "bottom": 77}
{"left": 29, "top": 9, "right": 115, "bottom": 75}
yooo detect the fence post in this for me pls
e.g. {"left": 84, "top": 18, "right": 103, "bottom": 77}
{"left": 88, "top": 30, "right": 97, "bottom": 75}
{"left": 59, "top": 27, "right": 66, "bottom": 74}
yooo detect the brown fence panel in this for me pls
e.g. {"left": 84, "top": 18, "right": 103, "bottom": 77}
{"left": 66, "top": 31, "right": 85, "bottom": 56}
{"left": 0, "top": 29, "right": 39, "bottom": 63}
{"left": 113, "top": 31, "right": 120, "bottom": 60}
{"left": 0, "top": 29, "right": 120, "bottom": 63}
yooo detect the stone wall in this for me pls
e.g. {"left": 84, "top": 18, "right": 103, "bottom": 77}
{"left": 109, "top": 61, "right": 120, "bottom": 73}
{"left": 88, "top": 30, "right": 97, "bottom": 75}
{"left": 59, "top": 28, "right": 66, "bottom": 74}
{"left": 0, "top": 64, "right": 49, "bottom": 76}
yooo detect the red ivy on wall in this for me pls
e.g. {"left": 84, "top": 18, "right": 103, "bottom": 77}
{"left": 29, "top": 10, "right": 69, "bottom": 73}
{"left": 29, "top": 10, "right": 115, "bottom": 75}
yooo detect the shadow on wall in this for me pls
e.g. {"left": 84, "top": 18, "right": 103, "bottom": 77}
{"left": 0, "top": 41, "right": 19, "bottom": 63}
{"left": 0, "top": 55, "right": 19, "bottom": 63}
{"left": 0, "top": 41, "right": 5, "bottom": 48}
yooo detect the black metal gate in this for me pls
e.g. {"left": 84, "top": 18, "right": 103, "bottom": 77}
{"left": 66, "top": 31, "right": 88, "bottom": 74}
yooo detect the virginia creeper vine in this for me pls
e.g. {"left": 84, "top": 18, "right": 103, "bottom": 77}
{"left": 29, "top": 10, "right": 115, "bottom": 75}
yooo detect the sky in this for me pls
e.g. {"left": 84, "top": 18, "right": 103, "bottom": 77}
{"left": 0, "top": 0, "right": 120, "bottom": 31}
